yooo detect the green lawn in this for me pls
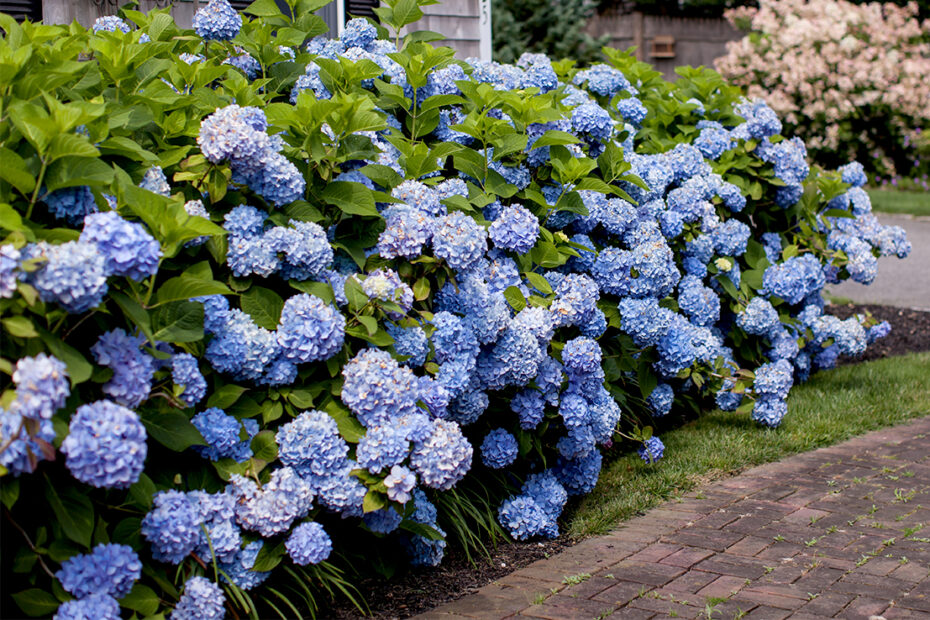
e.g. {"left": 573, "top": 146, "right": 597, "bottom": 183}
{"left": 868, "top": 189, "right": 930, "bottom": 217}
{"left": 566, "top": 352, "right": 930, "bottom": 538}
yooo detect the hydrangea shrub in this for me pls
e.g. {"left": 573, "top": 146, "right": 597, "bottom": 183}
{"left": 0, "top": 0, "right": 909, "bottom": 617}
{"left": 716, "top": 0, "right": 930, "bottom": 178}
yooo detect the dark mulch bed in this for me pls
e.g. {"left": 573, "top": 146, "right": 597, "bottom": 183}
{"left": 330, "top": 537, "right": 568, "bottom": 619}
{"left": 826, "top": 303, "right": 930, "bottom": 364}
{"left": 326, "top": 303, "right": 930, "bottom": 619}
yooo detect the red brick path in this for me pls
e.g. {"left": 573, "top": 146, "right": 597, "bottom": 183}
{"left": 417, "top": 417, "right": 930, "bottom": 619}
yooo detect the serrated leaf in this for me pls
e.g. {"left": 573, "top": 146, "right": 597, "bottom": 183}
{"left": 321, "top": 181, "right": 379, "bottom": 217}
{"left": 151, "top": 301, "right": 204, "bottom": 343}
{"left": 250, "top": 430, "right": 278, "bottom": 461}
{"left": 45, "top": 481, "right": 94, "bottom": 548}
{"left": 120, "top": 584, "right": 159, "bottom": 616}
{"left": 154, "top": 277, "right": 231, "bottom": 306}
{"left": 140, "top": 411, "right": 205, "bottom": 451}
{"left": 240, "top": 286, "right": 284, "bottom": 330}
{"left": 12, "top": 589, "right": 60, "bottom": 617}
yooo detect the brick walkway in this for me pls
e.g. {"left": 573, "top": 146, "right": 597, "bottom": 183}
{"left": 418, "top": 417, "right": 930, "bottom": 620}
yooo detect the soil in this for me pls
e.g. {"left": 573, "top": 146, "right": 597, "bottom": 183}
{"left": 325, "top": 303, "right": 930, "bottom": 620}
{"left": 826, "top": 303, "right": 930, "bottom": 364}
{"left": 330, "top": 537, "right": 569, "bottom": 619}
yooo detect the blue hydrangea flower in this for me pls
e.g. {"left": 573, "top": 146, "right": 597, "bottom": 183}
{"left": 867, "top": 320, "right": 891, "bottom": 343}
{"left": 61, "top": 400, "right": 147, "bottom": 489}
{"left": 839, "top": 161, "right": 867, "bottom": 188}
{"left": 356, "top": 425, "right": 410, "bottom": 473}
{"left": 342, "top": 348, "right": 420, "bottom": 427}
{"left": 218, "top": 541, "right": 270, "bottom": 590}
{"left": 140, "top": 166, "right": 171, "bottom": 197}
{"left": 188, "top": 490, "right": 241, "bottom": 563}
{"left": 224, "top": 49, "right": 261, "bottom": 79}
{"left": 571, "top": 102, "right": 613, "bottom": 143}
{"left": 92, "top": 16, "right": 131, "bottom": 33}
{"left": 392, "top": 180, "right": 443, "bottom": 216}
{"left": 762, "top": 254, "right": 826, "bottom": 305}
{"left": 54, "top": 593, "right": 120, "bottom": 620}
{"left": 618, "top": 297, "right": 674, "bottom": 347}
{"left": 43, "top": 186, "right": 99, "bottom": 225}
{"left": 522, "top": 470, "right": 567, "bottom": 520}
{"left": 616, "top": 97, "right": 647, "bottom": 126}
{"left": 172, "top": 576, "right": 225, "bottom": 620}
{"left": 737, "top": 297, "right": 780, "bottom": 336}
{"left": 384, "top": 465, "right": 416, "bottom": 504}
{"left": 498, "top": 496, "right": 546, "bottom": 540}
{"left": 733, "top": 99, "right": 782, "bottom": 139}
{"left": 410, "top": 418, "right": 473, "bottom": 490}
{"left": 647, "top": 383, "right": 674, "bottom": 417}
{"left": 387, "top": 323, "right": 429, "bottom": 367}
{"left": 228, "top": 467, "right": 314, "bottom": 537}
{"left": 711, "top": 219, "right": 750, "bottom": 257}
{"left": 170, "top": 353, "right": 206, "bottom": 407}
{"left": 695, "top": 123, "right": 731, "bottom": 160}
{"left": 276, "top": 293, "right": 345, "bottom": 364}
{"left": 191, "top": 408, "right": 252, "bottom": 462}
{"left": 11, "top": 353, "right": 69, "bottom": 420}
{"left": 80, "top": 211, "right": 161, "bottom": 280}
{"left": 752, "top": 397, "right": 787, "bottom": 427}
{"left": 276, "top": 409, "right": 349, "bottom": 477}
{"left": 266, "top": 220, "right": 333, "bottom": 280}
{"left": 206, "top": 309, "right": 278, "bottom": 382}
{"left": 193, "top": 0, "right": 242, "bottom": 41}
{"left": 638, "top": 436, "right": 665, "bottom": 464}
{"left": 286, "top": 522, "right": 333, "bottom": 565}
{"left": 361, "top": 268, "right": 414, "bottom": 318}
{"left": 91, "top": 329, "right": 154, "bottom": 407}
{"left": 488, "top": 204, "right": 539, "bottom": 253}
{"left": 0, "top": 244, "right": 19, "bottom": 298}
{"left": 754, "top": 359, "right": 794, "bottom": 400}
{"left": 341, "top": 17, "right": 377, "bottom": 48}
{"left": 555, "top": 450, "right": 602, "bottom": 496}
{"left": 364, "top": 508, "right": 403, "bottom": 534}
{"left": 480, "top": 428, "right": 518, "bottom": 469}
{"left": 19, "top": 241, "right": 108, "bottom": 313}
{"left": 403, "top": 489, "right": 447, "bottom": 566}
{"left": 0, "top": 407, "right": 56, "bottom": 476}
{"left": 511, "top": 389, "right": 546, "bottom": 430}
{"left": 432, "top": 211, "right": 488, "bottom": 271}
{"left": 677, "top": 275, "right": 720, "bottom": 328}
{"left": 56, "top": 544, "right": 141, "bottom": 599}
{"left": 378, "top": 206, "right": 434, "bottom": 259}
{"left": 141, "top": 490, "right": 203, "bottom": 564}
{"left": 572, "top": 63, "right": 630, "bottom": 96}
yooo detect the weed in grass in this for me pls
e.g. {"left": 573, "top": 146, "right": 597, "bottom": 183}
{"left": 826, "top": 525, "right": 838, "bottom": 534}
{"left": 894, "top": 488, "right": 917, "bottom": 503}
{"left": 883, "top": 537, "right": 897, "bottom": 547}
{"left": 764, "top": 566, "right": 775, "bottom": 574}
{"left": 532, "top": 592, "right": 547, "bottom": 605}
{"left": 562, "top": 573, "right": 591, "bottom": 586}
{"left": 903, "top": 524, "right": 924, "bottom": 537}
{"left": 808, "top": 593, "right": 819, "bottom": 601}
{"left": 903, "top": 471, "right": 915, "bottom": 478}
{"left": 566, "top": 354, "right": 930, "bottom": 538}
{"left": 910, "top": 537, "right": 930, "bottom": 543}
{"left": 734, "top": 609, "right": 748, "bottom": 619}
{"left": 869, "top": 504, "right": 880, "bottom": 515}
{"left": 604, "top": 573, "right": 615, "bottom": 579}
{"left": 851, "top": 477, "right": 866, "bottom": 484}
{"left": 595, "top": 609, "right": 614, "bottom": 619}
{"left": 804, "top": 536, "right": 822, "bottom": 547}
{"left": 701, "top": 597, "right": 726, "bottom": 618}
{"left": 809, "top": 515, "right": 824, "bottom": 525}
{"left": 900, "top": 557, "right": 909, "bottom": 564}
{"left": 773, "top": 535, "right": 786, "bottom": 542}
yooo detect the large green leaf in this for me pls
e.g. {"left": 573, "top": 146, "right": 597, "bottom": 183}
{"left": 240, "top": 286, "right": 284, "bottom": 330}
{"left": 154, "top": 277, "right": 231, "bottom": 306}
{"left": 45, "top": 480, "right": 94, "bottom": 548}
{"left": 140, "top": 411, "right": 205, "bottom": 451}
{"left": 151, "top": 300, "right": 204, "bottom": 343}
{"left": 321, "top": 181, "right": 379, "bottom": 217}
{"left": 120, "top": 584, "right": 159, "bottom": 616}
{"left": 12, "top": 589, "right": 61, "bottom": 617}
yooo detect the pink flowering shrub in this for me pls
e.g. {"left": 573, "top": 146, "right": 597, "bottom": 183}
{"left": 716, "top": 0, "right": 930, "bottom": 178}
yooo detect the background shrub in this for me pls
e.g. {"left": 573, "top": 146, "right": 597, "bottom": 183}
{"left": 715, "top": 0, "right": 930, "bottom": 179}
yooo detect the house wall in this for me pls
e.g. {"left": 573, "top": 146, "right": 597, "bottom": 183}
{"left": 586, "top": 9, "right": 742, "bottom": 78}
{"left": 404, "top": 0, "right": 488, "bottom": 60}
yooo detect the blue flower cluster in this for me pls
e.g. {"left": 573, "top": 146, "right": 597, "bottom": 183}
{"left": 199, "top": 106, "right": 305, "bottom": 206}
{"left": 286, "top": 521, "right": 333, "bottom": 565}
{"left": 56, "top": 544, "right": 141, "bottom": 599}
{"left": 192, "top": 0, "right": 242, "bottom": 41}
{"left": 60, "top": 400, "right": 147, "bottom": 489}
{"left": 172, "top": 576, "right": 225, "bottom": 620}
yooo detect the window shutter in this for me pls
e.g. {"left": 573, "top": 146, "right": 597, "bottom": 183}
{"left": 0, "top": 0, "right": 41, "bottom": 21}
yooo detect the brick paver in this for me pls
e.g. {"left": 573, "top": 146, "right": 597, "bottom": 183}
{"left": 418, "top": 417, "right": 930, "bottom": 619}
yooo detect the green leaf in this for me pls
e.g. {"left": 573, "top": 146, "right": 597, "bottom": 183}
{"left": 154, "top": 277, "right": 231, "bottom": 306}
{"left": 120, "top": 584, "right": 159, "bottom": 616}
{"left": 45, "top": 481, "right": 94, "bottom": 548}
{"left": 392, "top": 0, "right": 424, "bottom": 29}
{"left": 0, "top": 203, "right": 27, "bottom": 231}
{"left": 109, "top": 290, "right": 154, "bottom": 342}
{"left": 321, "top": 181, "right": 379, "bottom": 217}
{"left": 525, "top": 272, "right": 552, "bottom": 295}
{"left": 12, "top": 589, "right": 61, "bottom": 617}
{"left": 286, "top": 388, "right": 315, "bottom": 409}
{"left": 240, "top": 286, "right": 284, "bottom": 330}
{"left": 363, "top": 489, "right": 388, "bottom": 513}
{"left": 0, "top": 148, "right": 37, "bottom": 195}
{"left": 503, "top": 285, "right": 526, "bottom": 312}
{"left": 530, "top": 130, "right": 580, "bottom": 149}
{"left": 44, "top": 157, "right": 114, "bottom": 192}
{"left": 324, "top": 401, "right": 365, "bottom": 443}
{"left": 399, "top": 520, "right": 445, "bottom": 541}
{"left": 245, "top": 0, "right": 285, "bottom": 17}
{"left": 0, "top": 478, "right": 19, "bottom": 509}
{"left": 358, "top": 315, "right": 379, "bottom": 336}
{"left": 207, "top": 384, "right": 247, "bottom": 409}
{"left": 250, "top": 430, "right": 278, "bottom": 461}
{"left": 344, "top": 276, "right": 368, "bottom": 312}
{"left": 151, "top": 301, "right": 204, "bottom": 343}
{"left": 251, "top": 541, "right": 286, "bottom": 572}
{"left": 2, "top": 316, "right": 37, "bottom": 338}
{"left": 140, "top": 411, "right": 205, "bottom": 451}
{"left": 128, "top": 473, "right": 156, "bottom": 509}
{"left": 37, "top": 328, "right": 92, "bottom": 387}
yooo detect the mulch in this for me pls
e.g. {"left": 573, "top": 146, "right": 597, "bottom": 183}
{"left": 326, "top": 303, "right": 930, "bottom": 620}
{"left": 826, "top": 303, "right": 930, "bottom": 363}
